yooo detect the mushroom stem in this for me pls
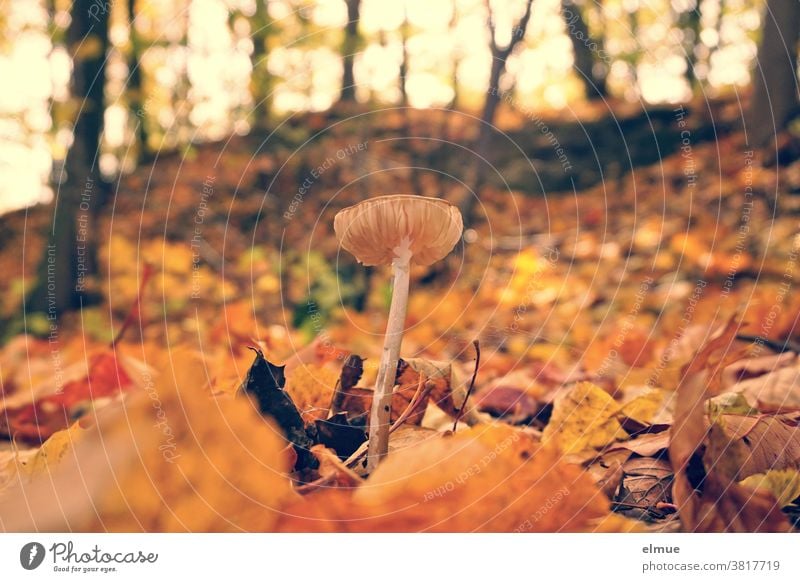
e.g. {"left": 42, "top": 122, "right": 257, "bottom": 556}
{"left": 366, "top": 240, "right": 412, "bottom": 472}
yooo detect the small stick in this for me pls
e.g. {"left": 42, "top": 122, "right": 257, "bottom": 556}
{"left": 390, "top": 374, "right": 433, "bottom": 435}
{"left": 453, "top": 340, "right": 480, "bottom": 431}
{"left": 735, "top": 334, "right": 800, "bottom": 354}
{"left": 343, "top": 374, "right": 434, "bottom": 470}
{"left": 111, "top": 262, "right": 154, "bottom": 348}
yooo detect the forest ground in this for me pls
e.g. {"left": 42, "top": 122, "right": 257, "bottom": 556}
{"left": 2, "top": 100, "right": 800, "bottom": 532}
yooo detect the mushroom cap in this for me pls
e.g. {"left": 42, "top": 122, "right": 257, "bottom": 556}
{"left": 334, "top": 195, "right": 463, "bottom": 267}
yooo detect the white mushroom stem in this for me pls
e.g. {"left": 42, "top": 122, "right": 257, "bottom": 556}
{"left": 366, "top": 237, "right": 413, "bottom": 473}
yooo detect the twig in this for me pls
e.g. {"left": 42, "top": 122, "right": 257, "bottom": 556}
{"left": 390, "top": 374, "right": 432, "bottom": 435}
{"left": 453, "top": 340, "right": 480, "bottom": 431}
{"left": 111, "top": 262, "right": 154, "bottom": 348}
{"left": 344, "top": 374, "right": 434, "bottom": 470}
{"left": 735, "top": 334, "right": 800, "bottom": 354}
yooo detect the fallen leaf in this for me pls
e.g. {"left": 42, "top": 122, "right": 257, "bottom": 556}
{"left": 314, "top": 412, "right": 367, "bottom": 459}
{"left": 730, "top": 365, "right": 800, "bottom": 413}
{"left": 740, "top": 470, "right": 800, "bottom": 508}
{"left": 707, "top": 415, "right": 800, "bottom": 480}
{"left": 669, "top": 317, "right": 791, "bottom": 532}
{"left": 543, "top": 381, "right": 627, "bottom": 453}
{"left": 283, "top": 361, "right": 341, "bottom": 422}
{"left": 0, "top": 350, "right": 298, "bottom": 532}
{"left": 608, "top": 431, "right": 671, "bottom": 457}
{"left": 613, "top": 457, "right": 674, "bottom": 522}
{"left": 15, "top": 422, "right": 84, "bottom": 479}
{"left": 349, "top": 425, "right": 618, "bottom": 532}
{"left": 0, "top": 350, "right": 139, "bottom": 444}
{"left": 241, "top": 348, "right": 316, "bottom": 470}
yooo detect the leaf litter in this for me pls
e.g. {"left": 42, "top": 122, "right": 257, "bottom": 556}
{"left": 2, "top": 119, "right": 800, "bottom": 532}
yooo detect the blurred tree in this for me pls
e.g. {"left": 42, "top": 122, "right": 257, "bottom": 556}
{"left": 28, "top": 0, "right": 109, "bottom": 314}
{"left": 447, "top": 1, "right": 459, "bottom": 109}
{"left": 339, "top": 0, "right": 361, "bottom": 103}
{"left": 459, "top": 0, "right": 533, "bottom": 219}
{"left": 561, "top": 0, "right": 608, "bottom": 101}
{"left": 675, "top": 0, "right": 701, "bottom": 91}
{"left": 128, "top": 0, "right": 148, "bottom": 160}
{"left": 399, "top": 3, "right": 410, "bottom": 107}
{"left": 251, "top": 0, "right": 273, "bottom": 126}
{"left": 749, "top": 0, "right": 800, "bottom": 149}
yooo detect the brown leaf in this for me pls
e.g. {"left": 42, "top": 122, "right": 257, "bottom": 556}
{"left": 613, "top": 457, "right": 674, "bottom": 521}
{"left": 707, "top": 415, "right": 800, "bottom": 481}
{"left": 669, "top": 317, "right": 791, "bottom": 531}
{"left": 609, "top": 432, "right": 671, "bottom": 457}
{"left": 729, "top": 364, "right": 800, "bottom": 413}
{"left": 475, "top": 385, "right": 542, "bottom": 422}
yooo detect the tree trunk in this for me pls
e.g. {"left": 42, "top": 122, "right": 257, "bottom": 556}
{"left": 458, "top": 0, "right": 533, "bottom": 221}
{"left": 448, "top": 1, "right": 459, "bottom": 109}
{"left": 677, "top": 3, "right": 702, "bottom": 91}
{"left": 251, "top": 0, "right": 272, "bottom": 126}
{"left": 399, "top": 10, "right": 409, "bottom": 107}
{"left": 561, "top": 0, "right": 608, "bottom": 100}
{"left": 339, "top": 0, "right": 361, "bottom": 103}
{"left": 28, "top": 0, "right": 108, "bottom": 315}
{"left": 128, "top": 0, "right": 148, "bottom": 159}
{"left": 749, "top": 0, "right": 800, "bottom": 148}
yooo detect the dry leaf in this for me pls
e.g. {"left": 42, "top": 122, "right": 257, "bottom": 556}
{"left": 17, "top": 422, "right": 84, "bottom": 479}
{"left": 543, "top": 382, "right": 627, "bottom": 453}
{"left": 280, "top": 425, "right": 627, "bottom": 532}
{"left": 707, "top": 415, "right": 800, "bottom": 481}
{"left": 0, "top": 350, "right": 298, "bottom": 532}
{"left": 740, "top": 470, "right": 800, "bottom": 508}
{"left": 669, "top": 318, "right": 791, "bottom": 532}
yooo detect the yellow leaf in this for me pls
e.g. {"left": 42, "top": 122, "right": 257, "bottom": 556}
{"left": 21, "top": 422, "right": 84, "bottom": 478}
{"left": 620, "top": 388, "right": 670, "bottom": 425}
{"left": 352, "top": 426, "right": 612, "bottom": 532}
{"left": 740, "top": 470, "right": 800, "bottom": 508}
{"left": 543, "top": 381, "right": 627, "bottom": 453}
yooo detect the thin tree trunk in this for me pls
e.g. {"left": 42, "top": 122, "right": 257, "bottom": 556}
{"left": 251, "top": 0, "right": 272, "bottom": 126}
{"left": 749, "top": 0, "right": 800, "bottom": 148}
{"left": 399, "top": 8, "right": 409, "bottom": 107}
{"left": 458, "top": 0, "right": 533, "bottom": 221}
{"left": 339, "top": 0, "right": 361, "bottom": 103}
{"left": 29, "top": 0, "right": 109, "bottom": 314}
{"left": 677, "top": 3, "right": 702, "bottom": 91}
{"left": 128, "top": 0, "right": 148, "bottom": 159}
{"left": 561, "top": 0, "right": 608, "bottom": 100}
{"left": 448, "top": 1, "right": 459, "bottom": 109}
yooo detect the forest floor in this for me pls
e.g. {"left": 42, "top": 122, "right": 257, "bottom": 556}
{"left": 2, "top": 102, "right": 800, "bottom": 532}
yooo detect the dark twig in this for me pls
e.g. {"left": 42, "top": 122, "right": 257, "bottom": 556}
{"left": 453, "top": 340, "right": 480, "bottom": 431}
{"left": 735, "top": 334, "right": 800, "bottom": 354}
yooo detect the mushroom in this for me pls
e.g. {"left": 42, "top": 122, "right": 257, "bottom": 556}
{"left": 334, "top": 195, "right": 463, "bottom": 471}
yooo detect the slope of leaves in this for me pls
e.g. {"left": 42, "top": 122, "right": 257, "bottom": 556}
{"left": 3, "top": 108, "right": 800, "bottom": 531}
